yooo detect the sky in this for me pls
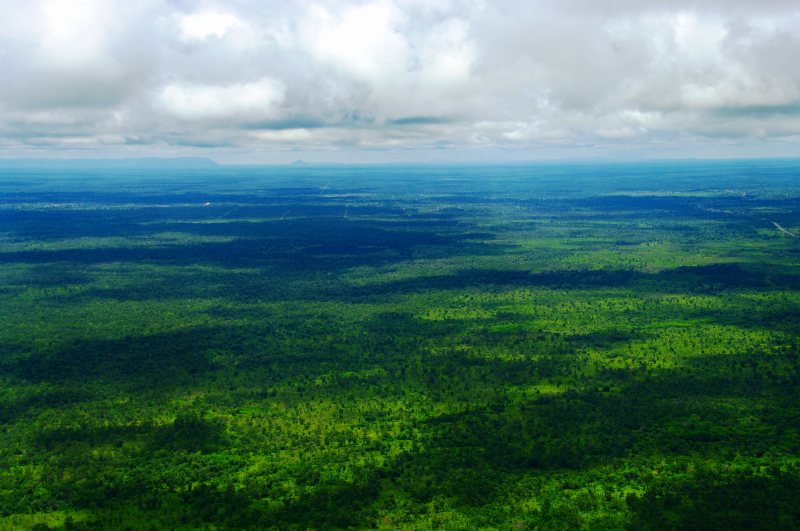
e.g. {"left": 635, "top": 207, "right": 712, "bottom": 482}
{"left": 1, "top": 0, "right": 799, "bottom": 164}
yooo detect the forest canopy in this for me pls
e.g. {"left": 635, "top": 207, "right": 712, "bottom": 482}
{"left": 1, "top": 160, "right": 799, "bottom": 529}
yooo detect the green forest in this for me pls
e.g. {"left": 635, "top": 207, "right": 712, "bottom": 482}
{"left": 1, "top": 160, "right": 799, "bottom": 529}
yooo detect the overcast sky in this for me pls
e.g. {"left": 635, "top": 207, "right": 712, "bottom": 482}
{"left": 1, "top": 0, "right": 799, "bottom": 163}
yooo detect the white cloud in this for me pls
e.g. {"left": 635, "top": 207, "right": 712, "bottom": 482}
{"left": 252, "top": 128, "right": 315, "bottom": 142}
{"left": 35, "top": 0, "right": 115, "bottom": 68}
{"left": 156, "top": 78, "right": 286, "bottom": 122}
{"left": 179, "top": 10, "right": 244, "bottom": 42}
{"left": 301, "top": 1, "right": 410, "bottom": 80}
{"left": 0, "top": 0, "right": 799, "bottom": 160}
{"left": 418, "top": 19, "right": 475, "bottom": 86}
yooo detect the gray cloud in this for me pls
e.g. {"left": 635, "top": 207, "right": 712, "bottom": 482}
{"left": 1, "top": 0, "right": 799, "bottom": 162}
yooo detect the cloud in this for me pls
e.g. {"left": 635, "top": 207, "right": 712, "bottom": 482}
{"left": 156, "top": 78, "right": 285, "bottom": 122}
{"left": 0, "top": 0, "right": 799, "bottom": 160}
{"left": 301, "top": 1, "right": 409, "bottom": 80}
{"left": 178, "top": 10, "right": 244, "bottom": 42}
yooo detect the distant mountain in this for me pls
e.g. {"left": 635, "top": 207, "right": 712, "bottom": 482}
{"left": 0, "top": 157, "right": 220, "bottom": 169}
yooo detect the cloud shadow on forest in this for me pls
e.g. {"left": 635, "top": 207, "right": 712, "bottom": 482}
{"left": 249, "top": 346, "right": 800, "bottom": 528}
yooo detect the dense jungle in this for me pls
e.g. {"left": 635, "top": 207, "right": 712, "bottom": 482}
{"left": 1, "top": 160, "right": 799, "bottom": 529}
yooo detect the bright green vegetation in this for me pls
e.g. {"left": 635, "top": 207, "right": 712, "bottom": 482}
{"left": 1, "top": 161, "right": 799, "bottom": 529}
